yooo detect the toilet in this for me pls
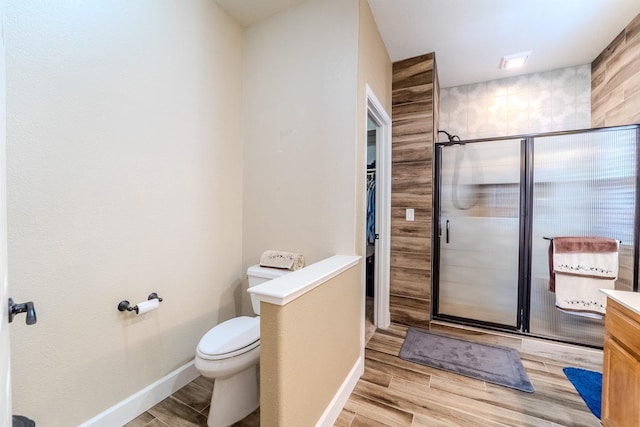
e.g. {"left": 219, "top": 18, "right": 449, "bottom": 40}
{"left": 195, "top": 264, "right": 290, "bottom": 427}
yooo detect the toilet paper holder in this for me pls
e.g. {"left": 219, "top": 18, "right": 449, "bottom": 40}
{"left": 118, "top": 293, "right": 163, "bottom": 314}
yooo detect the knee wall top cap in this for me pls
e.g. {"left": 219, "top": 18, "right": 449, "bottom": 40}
{"left": 198, "top": 316, "right": 260, "bottom": 356}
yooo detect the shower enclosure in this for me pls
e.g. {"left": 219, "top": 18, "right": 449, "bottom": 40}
{"left": 432, "top": 125, "right": 640, "bottom": 347}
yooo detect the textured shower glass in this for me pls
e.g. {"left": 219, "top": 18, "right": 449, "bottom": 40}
{"left": 529, "top": 128, "right": 637, "bottom": 346}
{"left": 438, "top": 139, "right": 522, "bottom": 326}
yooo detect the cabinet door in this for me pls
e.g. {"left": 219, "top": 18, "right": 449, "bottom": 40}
{"left": 603, "top": 337, "right": 640, "bottom": 427}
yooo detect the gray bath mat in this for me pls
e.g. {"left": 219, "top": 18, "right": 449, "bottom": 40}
{"left": 399, "top": 328, "right": 534, "bottom": 393}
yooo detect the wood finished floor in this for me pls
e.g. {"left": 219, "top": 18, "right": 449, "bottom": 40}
{"left": 126, "top": 306, "right": 601, "bottom": 426}
{"left": 336, "top": 323, "right": 602, "bottom": 427}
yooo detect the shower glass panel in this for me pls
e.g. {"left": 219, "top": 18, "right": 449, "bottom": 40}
{"left": 529, "top": 128, "right": 637, "bottom": 347}
{"left": 438, "top": 139, "right": 522, "bottom": 327}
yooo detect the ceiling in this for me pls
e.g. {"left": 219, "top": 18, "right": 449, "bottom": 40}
{"left": 216, "top": 0, "right": 640, "bottom": 88}
{"left": 215, "top": 0, "right": 308, "bottom": 28}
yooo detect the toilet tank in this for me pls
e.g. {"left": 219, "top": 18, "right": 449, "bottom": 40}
{"left": 247, "top": 264, "right": 291, "bottom": 315}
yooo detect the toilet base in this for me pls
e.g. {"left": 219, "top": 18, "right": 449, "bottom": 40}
{"left": 207, "top": 364, "right": 259, "bottom": 427}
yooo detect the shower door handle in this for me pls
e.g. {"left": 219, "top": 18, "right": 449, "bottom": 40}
{"left": 446, "top": 220, "right": 450, "bottom": 244}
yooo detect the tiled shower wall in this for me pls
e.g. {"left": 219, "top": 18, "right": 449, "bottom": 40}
{"left": 389, "top": 61, "right": 592, "bottom": 329}
{"left": 439, "top": 64, "right": 591, "bottom": 141}
{"left": 390, "top": 53, "right": 438, "bottom": 329}
{"left": 592, "top": 13, "right": 640, "bottom": 127}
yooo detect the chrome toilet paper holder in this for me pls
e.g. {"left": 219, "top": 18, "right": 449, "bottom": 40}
{"left": 118, "top": 293, "right": 163, "bottom": 314}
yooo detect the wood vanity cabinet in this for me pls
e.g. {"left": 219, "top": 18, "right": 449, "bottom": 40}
{"left": 602, "top": 298, "right": 640, "bottom": 427}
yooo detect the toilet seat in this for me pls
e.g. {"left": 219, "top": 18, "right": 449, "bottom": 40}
{"left": 197, "top": 316, "right": 260, "bottom": 361}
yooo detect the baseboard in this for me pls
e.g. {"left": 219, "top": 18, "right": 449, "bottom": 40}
{"left": 315, "top": 356, "right": 364, "bottom": 427}
{"left": 78, "top": 360, "right": 200, "bottom": 427}
{"left": 79, "top": 354, "right": 363, "bottom": 427}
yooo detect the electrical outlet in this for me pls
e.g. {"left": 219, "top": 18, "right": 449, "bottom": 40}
{"left": 406, "top": 208, "right": 414, "bottom": 221}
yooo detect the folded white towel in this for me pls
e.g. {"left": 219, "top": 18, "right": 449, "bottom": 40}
{"left": 555, "top": 274, "right": 614, "bottom": 316}
{"left": 260, "top": 250, "right": 305, "bottom": 271}
{"left": 552, "top": 239, "right": 619, "bottom": 279}
{"left": 553, "top": 250, "right": 619, "bottom": 279}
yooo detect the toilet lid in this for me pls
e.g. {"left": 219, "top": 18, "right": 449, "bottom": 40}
{"left": 197, "top": 316, "right": 260, "bottom": 357}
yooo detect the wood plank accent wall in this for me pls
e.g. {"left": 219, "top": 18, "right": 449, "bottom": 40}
{"left": 592, "top": 13, "right": 640, "bottom": 127}
{"left": 390, "top": 53, "right": 439, "bottom": 329}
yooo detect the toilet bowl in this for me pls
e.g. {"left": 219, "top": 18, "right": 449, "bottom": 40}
{"left": 195, "top": 264, "right": 290, "bottom": 427}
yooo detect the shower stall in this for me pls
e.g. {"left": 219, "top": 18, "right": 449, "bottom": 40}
{"left": 432, "top": 125, "right": 640, "bottom": 347}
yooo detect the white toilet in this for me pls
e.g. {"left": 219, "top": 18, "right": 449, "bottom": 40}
{"left": 195, "top": 264, "right": 290, "bottom": 427}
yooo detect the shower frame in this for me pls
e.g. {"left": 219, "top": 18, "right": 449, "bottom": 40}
{"left": 431, "top": 124, "right": 640, "bottom": 347}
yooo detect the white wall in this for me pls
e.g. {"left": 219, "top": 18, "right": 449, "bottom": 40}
{"left": 5, "top": 1, "right": 244, "bottom": 424}
{"left": 439, "top": 64, "right": 591, "bottom": 140}
{"left": 242, "top": 0, "right": 359, "bottom": 273}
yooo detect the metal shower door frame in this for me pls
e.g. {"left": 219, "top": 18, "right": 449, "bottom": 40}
{"left": 432, "top": 125, "right": 640, "bottom": 346}
{"left": 432, "top": 137, "right": 529, "bottom": 332}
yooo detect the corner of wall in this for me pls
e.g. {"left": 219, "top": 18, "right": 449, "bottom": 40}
{"left": 591, "top": 12, "right": 640, "bottom": 127}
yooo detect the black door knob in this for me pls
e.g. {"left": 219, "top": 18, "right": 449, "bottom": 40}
{"left": 8, "top": 298, "right": 37, "bottom": 325}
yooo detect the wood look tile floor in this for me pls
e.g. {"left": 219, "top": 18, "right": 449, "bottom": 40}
{"left": 126, "top": 311, "right": 601, "bottom": 426}
{"left": 336, "top": 324, "right": 602, "bottom": 427}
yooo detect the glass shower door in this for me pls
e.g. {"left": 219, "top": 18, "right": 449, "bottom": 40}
{"left": 437, "top": 139, "right": 522, "bottom": 327}
{"left": 529, "top": 128, "right": 638, "bottom": 346}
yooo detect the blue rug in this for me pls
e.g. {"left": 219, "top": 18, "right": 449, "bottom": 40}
{"left": 563, "top": 367, "right": 602, "bottom": 419}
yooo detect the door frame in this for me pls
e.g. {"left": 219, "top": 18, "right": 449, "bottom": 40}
{"left": 365, "top": 85, "right": 390, "bottom": 329}
{"left": 1, "top": 0, "right": 12, "bottom": 423}
{"left": 432, "top": 138, "right": 523, "bottom": 331}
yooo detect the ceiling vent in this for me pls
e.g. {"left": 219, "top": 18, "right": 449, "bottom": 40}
{"left": 499, "top": 51, "right": 531, "bottom": 70}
